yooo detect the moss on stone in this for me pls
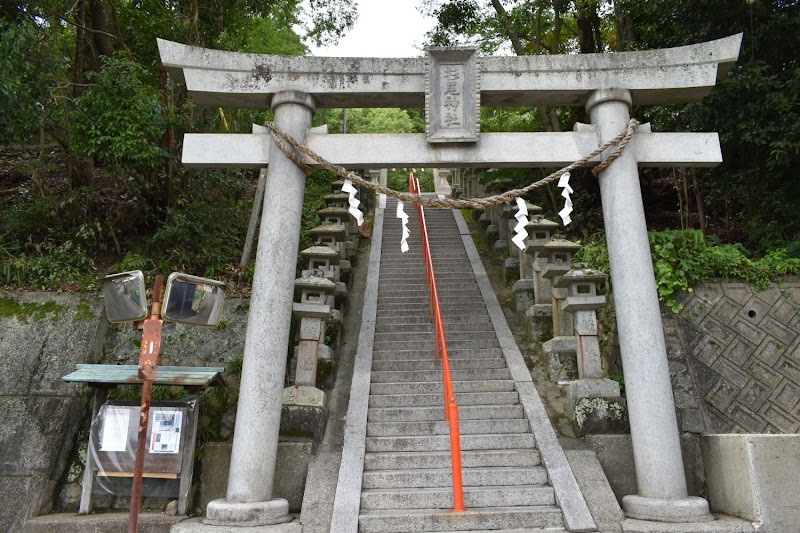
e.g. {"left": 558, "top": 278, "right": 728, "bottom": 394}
{"left": 0, "top": 296, "right": 64, "bottom": 322}
{"left": 74, "top": 299, "right": 95, "bottom": 321}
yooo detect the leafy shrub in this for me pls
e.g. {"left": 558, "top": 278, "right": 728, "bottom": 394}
{"left": 70, "top": 52, "right": 167, "bottom": 172}
{"left": 575, "top": 229, "right": 800, "bottom": 312}
{"left": 21, "top": 240, "right": 96, "bottom": 288}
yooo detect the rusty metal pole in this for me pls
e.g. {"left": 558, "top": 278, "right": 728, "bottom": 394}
{"left": 128, "top": 275, "right": 164, "bottom": 533}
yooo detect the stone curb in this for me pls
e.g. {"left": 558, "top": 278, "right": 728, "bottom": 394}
{"left": 327, "top": 198, "right": 385, "bottom": 533}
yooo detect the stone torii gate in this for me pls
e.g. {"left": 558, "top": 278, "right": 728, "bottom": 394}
{"left": 158, "top": 34, "right": 742, "bottom": 528}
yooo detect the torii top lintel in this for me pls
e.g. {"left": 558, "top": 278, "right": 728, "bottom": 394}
{"left": 157, "top": 34, "right": 742, "bottom": 109}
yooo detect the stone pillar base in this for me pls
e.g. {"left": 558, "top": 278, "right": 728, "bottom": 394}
{"left": 567, "top": 378, "right": 621, "bottom": 399}
{"left": 568, "top": 396, "right": 628, "bottom": 436}
{"left": 512, "top": 279, "right": 536, "bottom": 312}
{"left": 282, "top": 386, "right": 326, "bottom": 441}
{"left": 204, "top": 498, "right": 292, "bottom": 526}
{"left": 542, "top": 335, "right": 577, "bottom": 382}
{"left": 622, "top": 495, "right": 712, "bottom": 523}
{"left": 486, "top": 225, "right": 499, "bottom": 249}
{"left": 525, "top": 304, "right": 553, "bottom": 342}
{"left": 503, "top": 257, "right": 520, "bottom": 283}
{"left": 492, "top": 239, "right": 508, "bottom": 258}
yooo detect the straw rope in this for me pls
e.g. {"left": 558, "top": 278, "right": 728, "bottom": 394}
{"left": 265, "top": 119, "right": 639, "bottom": 209}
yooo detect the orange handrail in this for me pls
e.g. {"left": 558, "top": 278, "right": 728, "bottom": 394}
{"left": 408, "top": 173, "right": 465, "bottom": 512}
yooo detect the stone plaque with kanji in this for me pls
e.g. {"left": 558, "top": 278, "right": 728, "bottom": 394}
{"left": 425, "top": 47, "right": 480, "bottom": 143}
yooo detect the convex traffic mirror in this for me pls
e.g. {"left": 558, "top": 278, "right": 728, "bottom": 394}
{"left": 102, "top": 271, "right": 148, "bottom": 323}
{"left": 102, "top": 270, "right": 225, "bottom": 326}
{"left": 162, "top": 272, "right": 225, "bottom": 326}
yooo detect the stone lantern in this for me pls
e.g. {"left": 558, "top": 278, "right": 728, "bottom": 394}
{"left": 555, "top": 268, "right": 616, "bottom": 391}
{"left": 555, "top": 266, "right": 625, "bottom": 435}
{"left": 324, "top": 192, "right": 350, "bottom": 208}
{"left": 310, "top": 222, "right": 348, "bottom": 260}
{"left": 283, "top": 275, "right": 337, "bottom": 441}
{"left": 503, "top": 200, "right": 542, "bottom": 259}
{"left": 317, "top": 205, "right": 356, "bottom": 238}
{"left": 541, "top": 238, "right": 582, "bottom": 338}
{"left": 521, "top": 217, "right": 561, "bottom": 289}
{"left": 300, "top": 245, "right": 340, "bottom": 282}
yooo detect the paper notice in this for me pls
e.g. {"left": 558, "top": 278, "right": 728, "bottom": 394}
{"left": 149, "top": 410, "right": 183, "bottom": 454}
{"left": 100, "top": 407, "right": 130, "bottom": 452}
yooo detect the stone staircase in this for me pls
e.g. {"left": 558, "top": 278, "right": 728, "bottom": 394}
{"left": 357, "top": 199, "right": 567, "bottom": 533}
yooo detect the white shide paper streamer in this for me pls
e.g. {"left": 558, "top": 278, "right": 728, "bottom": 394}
{"left": 511, "top": 197, "right": 529, "bottom": 251}
{"left": 558, "top": 171, "right": 573, "bottom": 226}
{"left": 397, "top": 200, "right": 410, "bottom": 253}
{"left": 342, "top": 179, "right": 364, "bottom": 226}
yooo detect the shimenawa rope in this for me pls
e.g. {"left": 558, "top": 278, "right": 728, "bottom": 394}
{"left": 265, "top": 119, "right": 639, "bottom": 210}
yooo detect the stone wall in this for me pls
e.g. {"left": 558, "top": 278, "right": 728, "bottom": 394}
{"left": 0, "top": 292, "right": 107, "bottom": 533}
{"left": 666, "top": 280, "right": 800, "bottom": 434}
{"left": 0, "top": 293, "right": 290, "bottom": 532}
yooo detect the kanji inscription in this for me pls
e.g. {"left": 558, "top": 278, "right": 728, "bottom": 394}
{"left": 425, "top": 47, "right": 479, "bottom": 143}
{"left": 440, "top": 65, "right": 464, "bottom": 128}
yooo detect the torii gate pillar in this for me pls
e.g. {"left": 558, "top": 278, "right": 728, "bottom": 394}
{"left": 588, "top": 88, "right": 711, "bottom": 522}
{"left": 205, "top": 90, "right": 315, "bottom": 526}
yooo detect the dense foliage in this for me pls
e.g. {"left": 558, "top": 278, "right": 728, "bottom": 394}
{"left": 576, "top": 229, "right": 800, "bottom": 312}
{"left": 1, "top": 1, "right": 798, "bottom": 299}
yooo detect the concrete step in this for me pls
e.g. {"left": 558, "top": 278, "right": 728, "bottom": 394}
{"left": 369, "top": 380, "right": 515, "bottom": 396}
{"left": 373, "top": 322, "right": 494, "bottom": 335}
{"left": 372, "top": 347, "right": 503, "bottom": 361}
{"left": 372, "top": 323, "right": 436, "bottom": 334}
{"left": 365, "top": 433, "right": 536, "bottom": 453}
{"left": 366, "top": 418, "right": 529, "bottom": 437}
{"left": 367, "top": 404, "right": 523, "bottom": 423}
{"left": 364, "top": 449, "right": 541, "bottom": 471}
{"left": 361, "top": 466, "right": 547, "bottom": 489}
{"left": 371, "top": 348, "right": 503, "bottom": 360}
{"left": 370, "top": 368, "right": 511, "bottom": 384}
{"left": 378, "top": 291, "right": 482, "bottom": 301}
{"left": 358, "top": 506, "right": 564, "bottom": 532}
{"left": 361, "top": 485, "right": 556, "bottom": 510}
{"left": 376, "top": 301, "right": 487, "bottom": 311}
{"left": 377, "top": 297, "right": 485, "bottom": 308}
{"left": 380, "top": 281, "right": 477, "bottom": 288}
{"left": 371, "top": 357, "right": 506, "bottom": 372}
{"left": 368, "top": 391, "right": 519, "bottom": 408}
{"left": 376, "top": 308, "right": 490, "bottom": 320}
{"left": 375, "top": 315, "right": 491, "bottom": 326}
{"left": 379, "top": 251, "right": 466, "bottom": 257}
{"left": 375, "top": 328, "right": 494, "bottom": 341}
{"left": 22, "top": 512, "right": 184, "bottom": 533}
{"left": 372, "top": 338, "right": 500, "bottom": 351}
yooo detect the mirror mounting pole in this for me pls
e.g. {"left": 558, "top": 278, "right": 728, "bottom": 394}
{"left": 128, "top": 275, "right": 164, "bottom": 533}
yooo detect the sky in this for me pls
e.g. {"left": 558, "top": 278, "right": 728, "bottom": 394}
{"left": 307, "top": 0, "right": 437, "bottom": 58}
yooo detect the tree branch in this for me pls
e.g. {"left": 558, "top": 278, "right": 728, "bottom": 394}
{"left": 33, "top": 3, "right": 121, "bottom": 42}
{"left": 490, "top": 0, "right": 525, "bottom": 55}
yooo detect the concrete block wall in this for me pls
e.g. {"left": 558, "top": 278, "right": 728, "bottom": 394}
{"left": 666, "top": 281, "right": 800, "bottom": 435}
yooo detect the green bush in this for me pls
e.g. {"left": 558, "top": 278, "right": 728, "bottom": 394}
{"left": 575, "top": 229, "right": 800, "bottom": 312}
{"left": 21, "top": 240, "right": 96, "bottom": 289}
{"left": 70, "top": 52, "right": 167, "bottom": 172}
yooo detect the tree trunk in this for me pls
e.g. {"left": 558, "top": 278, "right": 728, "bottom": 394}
{"left": 692, "top": 171, "right": 707, "bottom": 235}
{"left": 576, "top": 0, "right": 600, "bottom": 53}
{"left": 68, "top": 0, "right": 116, "bottom": 189}
{"left": 552, "top": 0, "right": 561, "bottom": 53}
{"left": 614, "top": 0, "right": 637, "bottom": 51}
